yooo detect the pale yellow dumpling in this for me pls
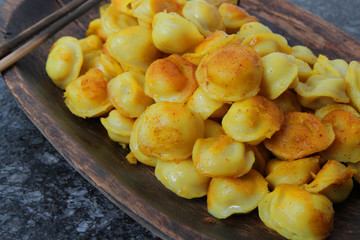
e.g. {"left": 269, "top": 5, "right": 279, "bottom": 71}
{"left": 132, "top": 0, "right": 185, "bottom": 25}
{"left": 64, "top": 68, "right": 113, "bottom": 118}
{"left": 260, "top": 52, "right": 298, "bottom": 100}
{"left": 315, "top": 103, "right": 360, "bottom": 120}
{"left": 136, "top": 102, "right": 205, "bottom": 161}
{"left": 100, "top": 110, "right": 134, "bottom": 144}
{"left": 182, "top": 30, "right": 240, "bottom": 66}
{"left": 105, "top": 25, "right": 161, "bottom": 72}
{"left": 196, "top": 45, "right": 263, "bottom": 102}
{"left": 182, "top": 0, "right": 224, "bottom": 37}
{"left": 46, "top": 36, "right": 83, "bottom": 89}
{"left": 304, "top": 160, "right": 355, "bottom": 203}
{"left": 111, "top": 0, "right": 142, "bottom": 15}
{"left": 79, "top": 50, "right": 102, "bottom": 76}
{"left": 273, "top": 90, "right": 302, "bottom": 114}
{"left": 107, "top": 71, "right": 154, "bottom": 118}
{"left": 152, "top": 12, "right": 204, "bottom": 53}
{"left": 264, "top": 112, "right": 335, "bottom": 160}
{"left": 100, "top": 5, "right": 138, "bottom": 37}
{"left": 241, "top": 32, "right": 292, "bottom": 57}
{"left": 193, "top": 135, "right": 255, "bottom": 177}
{"left": 204, "top": 0, "right": 237, "bottom": 7}
{"left": 207, "top": 170, "right": 268, "bottom": 219}
{"left": 291, "top": 45, "right": 317, "bottom": 65}
{"left": 236, "top": 22, "right": 272, "bottom": 41}
{"left": 320, "top": 109, "right": 360, "bottom": 163}
{"left": 294, "top": 74, "right": 350, "bottom": 110}
{"left": 294, "top": 57, "right": 315, "bottom": 82}
{"left": 145, "top": 54, "right": 198, "bottom": 103}
{"left": 155, "top": 159, "right": 211, "bottom": 199}
{"left": 345, "top": 61, "right": 360, "bottom": 112}
{"left": 218, "top": 3, "right": 259, "bottom": 34}
{"left": 204, "top": 119, "right": 225, "bottom": 138}
{"left": 129, "top": 114, "right": 158, "bottom": 167}
{"left": 314, "top": 55, "right": 348, "bottom": 78}
{"left": 86, "top": 18, "right": 107, "bottom": 42}
{"left": 99, "top": 50, "right": 124, "bottom": 80}
{"left": 258, "top": 184, "right": 334, "bottom": 240}
{"left": 222, "top": 96, "right": 284, "bottom": 145}
{"left": 186, "top": 88, "right": 224, "bottom": 120}
{"left": 265, "top": 156, "right": 320, "bottom": 189}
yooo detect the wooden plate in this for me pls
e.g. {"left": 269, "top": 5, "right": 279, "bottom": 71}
{"left": 1, "top": 0, "right": 360, "bottom": 239}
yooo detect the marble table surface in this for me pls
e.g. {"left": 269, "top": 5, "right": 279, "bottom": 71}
{"left": 0, "top": 0, "right": 359, "bottom": 239}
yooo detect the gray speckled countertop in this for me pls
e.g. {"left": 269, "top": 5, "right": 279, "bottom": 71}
{"left": 0, "top": 0, "right": 359, "bottom": 239}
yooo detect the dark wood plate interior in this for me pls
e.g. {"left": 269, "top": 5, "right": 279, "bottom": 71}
{"left": 1, "top": 0, "right": 360, "bottom": 239}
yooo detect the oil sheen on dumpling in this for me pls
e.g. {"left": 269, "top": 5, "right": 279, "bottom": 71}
{"left": 182, "top": 0, "right": 224, "bottom": 37}
{"left": 155, "top": 158, "right": 211, "bottom": 199}
{"left": 222, "top": 96, "right": 284, "bottom": 145}
{"left": 105, "top": 25, "right": 161, "bottom": 72}
{"left": 136, "top": 102, "right": 205, "bottom": 161}
{"left": 196, "top": 45, "right": 263, "bottom": 102}
{"left": 186, "top": 88, "right": 224, "bottom": 120}
{"left": 218, "top": 3, "right": 259, "bottom": 34}
{"left": 258, "top": 184, "right": 334, "bottom": 240}
{"left": 320, "top": 109, "right": 360, "bottom": 163}
{"left": 265, "top": 156, "right": 320, "bottom": 189}
{"left": 100, "top": 109, "right": 134, "bottom": 144}
{"left": 264, "top": 112, "right": 335, "bottom": 160}
{"left": 193, "top": 135, "right": 255, "bottom": 177}
{"left": 304, "top": 160, "right": 355, "bottom": 203}
{"left": 46, "top": 36, "right": 83, "bottom": 89}
{"left": 207, "top": 170, "right": 268, "bottom": 219}
{"left": 107, "top": 71, "right": 154, "bottom": 118}
{"left": 260, "top": 52, "right": 298, "bottom": 100}
{"left": 145, "top": 54, "right": 198, "bottom": 103}
{"left": 64, "top": 68, "right": 113, "bottom": 118}
{"left": 152, "top": 12, "right": 204, "bottom": 53}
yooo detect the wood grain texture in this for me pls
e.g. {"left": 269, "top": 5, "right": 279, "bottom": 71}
{"left": 1, "top": 0, "right": 360, "bottom": 239}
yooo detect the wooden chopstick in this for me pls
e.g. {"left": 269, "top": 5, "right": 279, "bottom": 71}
{"left": 0, "top": 0, "right": 103, "bottom": 73}
{"left": 0, "top": 0, "right": 87, "bottom": 59}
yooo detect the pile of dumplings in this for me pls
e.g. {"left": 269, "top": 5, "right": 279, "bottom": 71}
{"left": 45, "top": 0, "right": 360, "bottom": 239}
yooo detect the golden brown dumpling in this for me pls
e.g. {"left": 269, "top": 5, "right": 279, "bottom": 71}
{"left": 196, "top": 45, "right": 263, "bottom": 102}
{"left": 348, "top": 161, "right": 360, "bottom": 184}
{"left": 105, "top": 25, "right": 161, "bottom": 72}
{"left": 186, "top": 88, "right": 224, "bottom": 120}
{"left": 241, "top": 32, "right": 292, "bottom": 57}
{"left": 294, "top": 74, "right": 350, "bottom": 110}
{"left": 145, "top": 54, "right": 198, "bottom": 103}
{"left": 222, "top": 96, "right": 284, "bottom": 145}
{"left": 304, "top": 160, "right": 355, "bottom": 203}
{"left": 64, "top": 68, "right": 113, "bottom": 118}
{"left": 129, "top": 114, "right": 158, "bottom": 167}
{"left": 264, "top": 112, "right": 335, "bottom": 160}
{"left": 107, "top": 71, "right": 154, "bottom": 118}
{"left": 193, "top": 135, "right": 255, "bottom": 177}
{"left": 100, "top": 5, "right": 138, "bottom": 37}
{"left": 136, "top": 102, "right": 205, "bottom": 161}
{"left": 273, "top": 90, "right": 302, "bottom": 114}
{"left": 207, "top": 170, "right": 268, "bottom": 219}
{"left": 79, "top": 35, "right": 103, "bottom": 54}
{"left": 218, "top": 3, "right": 259, "bottom": 34}
{"left": 291, "top": 45, "right": 317, "bottom": 65}
{"left": 46, "top": 36, "right": 83, "bottom": 89}
{"left": 100, "top": 109, "right": 134, "bottom": 144}
{"left": 320, "top": 109, "right": 360, "bottom": 163}
{"left": 258, "top": 184, "right": 334, "bottom": 240}
{"left": 182, "top": 0, "right": 224, "bottom": 37}
{"left": 260, "top": 52, "right": 298, "bottom": 100}
{"left": 152, "top": 12, "right": 204, "bottom": 53}
{"left": 182, "top": 30, "right": 240, "bottom": 66}
{"left": 345, "top": 61, "right": 360, "bottom": 112}
{"left": 315, "top": 103, "right": 360, "bottom": 120}
{"left": 265, "top": 156, "right": 320, "bottom": 189}
{"left": 204, "top": 119, "right": 225, "bottom": 138}
{"left": 111, "top": 0, "right": 142, "bottom": 15}
{"left": 248, "top": 143, "right": 270, "bottom": 175}
{"left": 155, "top": 158, "right": 211, "bottom": 199}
